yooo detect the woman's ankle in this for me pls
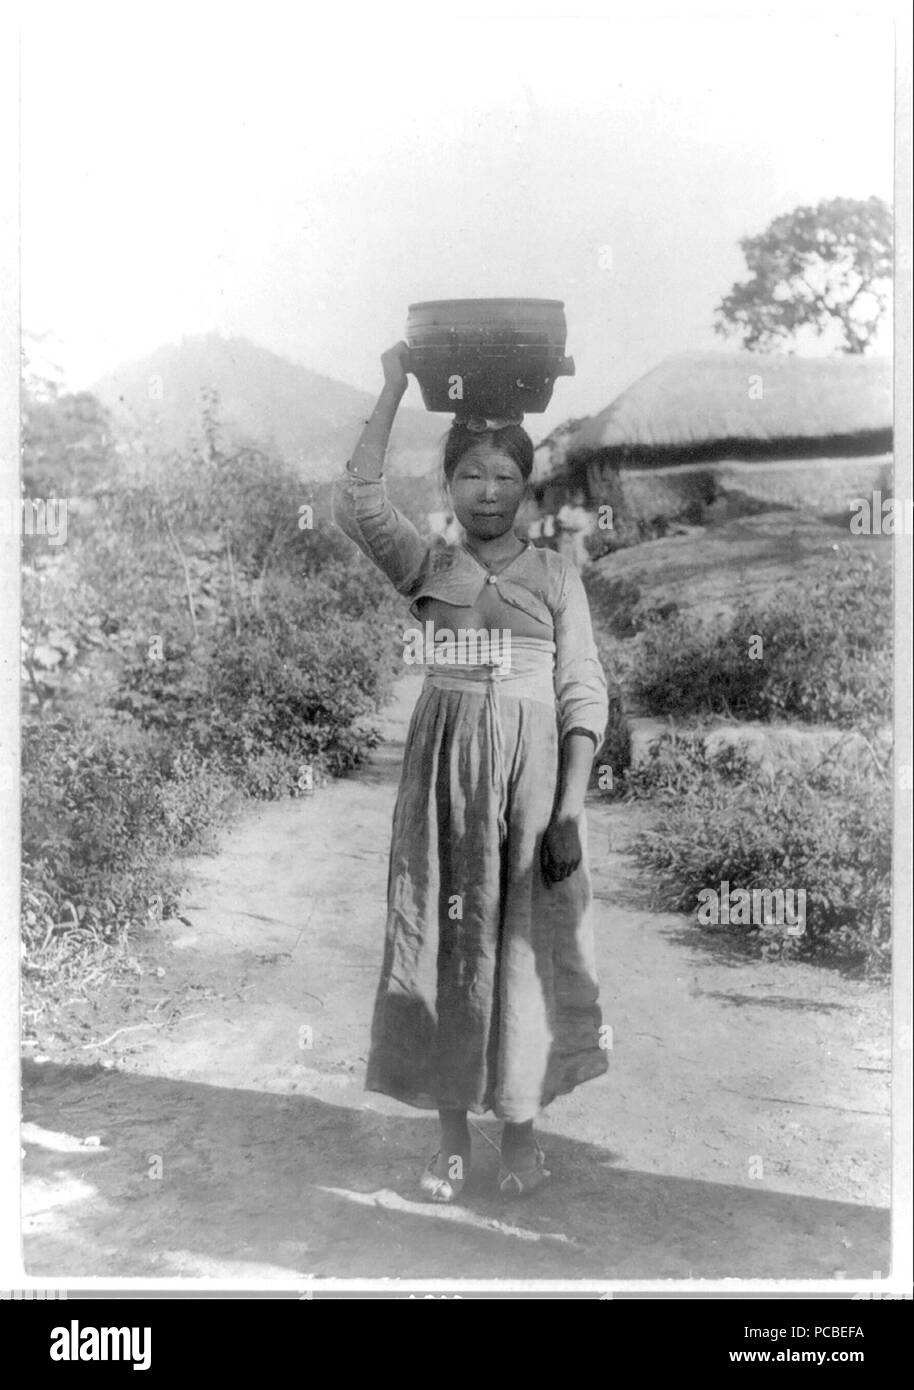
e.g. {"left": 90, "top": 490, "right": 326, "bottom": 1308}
{"left": 438, "top": 1108, "right": 470, "bottom": 1148}
{"left": 501, "top": 1119, "right": 536, "bottom": 1166}
{"left": 436, "top": 1109, "right": 470, "bottom": 1182}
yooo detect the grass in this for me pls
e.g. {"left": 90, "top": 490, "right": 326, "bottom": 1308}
{"left": 625, "top": 548, "right": 891, "bottom": 731}
{"left": 625, "top": 731, "right": 891, "bottom": 975}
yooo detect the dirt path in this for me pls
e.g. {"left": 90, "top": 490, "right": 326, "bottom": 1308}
{"left": 23, "top": 675, "right": 891, "bottom": 1282}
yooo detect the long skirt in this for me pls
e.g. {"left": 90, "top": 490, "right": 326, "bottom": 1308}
{"left": 365, "top": 640, "right": 608, "bottom": 1122}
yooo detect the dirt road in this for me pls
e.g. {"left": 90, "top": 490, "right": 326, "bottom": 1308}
{"left": 23, "top": 676, "right": 891, "bottom": 1282}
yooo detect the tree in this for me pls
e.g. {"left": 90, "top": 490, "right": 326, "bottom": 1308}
{"left": 714, "top": 196, "right": 893, "bottom": 354}
{"left": 23, "top": 391, "right": 121, "bottom": 497}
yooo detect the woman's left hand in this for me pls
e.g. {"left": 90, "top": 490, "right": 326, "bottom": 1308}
{"left": 541, "top": 813, "right": 582, "bottom": 886}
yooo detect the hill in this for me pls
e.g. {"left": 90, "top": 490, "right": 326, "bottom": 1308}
{"left": 92, "top": 333, "right": 447, "bottom": 482}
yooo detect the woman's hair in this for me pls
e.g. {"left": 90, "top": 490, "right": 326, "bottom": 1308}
{"left": 442, "top": 422, "right": 534, "bottom": 486}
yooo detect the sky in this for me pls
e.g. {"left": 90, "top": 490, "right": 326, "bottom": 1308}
{"left": 19, "top": 2, "right": 897, "bottom": 438}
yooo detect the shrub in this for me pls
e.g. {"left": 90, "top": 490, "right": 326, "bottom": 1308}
{"left": 22, "top": 714, "right": 189, "bottom": 952}
{"left": 20, "top": 385, "right": 415, "bottom": 1000}
{"left": 624, "top": 728, "right": 757, "bottom": 800}
{"left": 629, "top": 733, "right": 891, "bottom": 974}
{"left": 628, "top": 548, "right": 891, "bottom": 731}
{"left": 111, "top": 573, "right": 399, "bottom": 785}
{"left": 204, "top": 611, "right": 390, "bottom": 779}
{"left": 153, "top": 746, "right": 236, "bottom": 851}
{"left": 585, "top": 528, "right": 630, "bottom": 563}
{"left": 584, "top": 571, "right": 643, "bottom": 638}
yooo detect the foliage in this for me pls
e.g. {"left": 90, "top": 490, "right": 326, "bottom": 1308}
{"left": 21, "top": 386, "right": 119, "bottom": 497}
{"left": 21, "top": 714, "right": 224, "bottom": 946}
{"left": 20, "top": 711, "right": 240, "bottom": 1034}
{"left": 584, "top": 572, "right": 643, "bottom": 638}
{"left": 628, "top": 733, "right": 891, "bottom": 975}
{"left": 628, "top": 549, "right": 891, "bottom": 732}
{"left": 20, "top": 383, "right": 407, "bottom": 982}
{"left": 624, "top": 728, "right": 757, "bottom": 801}
{"left": 715, "top": 196, "right": 893, "bottom": 354}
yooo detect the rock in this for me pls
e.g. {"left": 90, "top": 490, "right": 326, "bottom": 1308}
{"left": 627, "top": 717, "right": 891, "bottom": 778}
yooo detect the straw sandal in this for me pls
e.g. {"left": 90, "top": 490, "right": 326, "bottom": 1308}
{"left": 497, "top": 1141, "right": 551, "bottom": 1198}
{"left": 419, "top": 1150, "right": 468, "bottom": 1204}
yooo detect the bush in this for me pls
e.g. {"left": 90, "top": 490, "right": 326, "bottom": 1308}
{"left": 624, "top": 728, "right": 757, "bottom": 800}
{"left": 628, "top": 549, "right": 891, "bottom": 731}
{"left": 19, "top": 383, "right": 418, "bottom": 992}
{"left": 628, "top": 732, "right": 891, "bottom": 974}
{"left": 111, "top": 571, "right": 401, "bottom": 786}
{"left": 153, "top": 746, "right": 236, "bottom": 851}
{"left": 585, "top": 528, "right": 630, "bottom": 563}
{"left": 204, "top": 611, "right": 390, "bottom": 779}
{"left": 584, "top": 572, "right": 643, "bottom": 638}
{"left": 20, "top": 713, "right": 234, "bottom": 955}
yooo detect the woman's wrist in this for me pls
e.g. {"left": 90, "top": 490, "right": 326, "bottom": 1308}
{"left": 554, "top": 729, "right": 596, "bottom": 820}
{"left": 348, "top": 381, "right": 405, "bottom": 479}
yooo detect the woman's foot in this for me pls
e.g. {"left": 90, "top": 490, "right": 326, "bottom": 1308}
{"left": 419, "top": 1149, "right": 468, "bottom": 1203}
{"left": 498, "top": 1120, "right": 551, "bottom": 1199}
{"left": 418, "top": 1110, "right": 471, "bottom": 1204}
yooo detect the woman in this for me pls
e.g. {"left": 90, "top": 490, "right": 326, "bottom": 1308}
{"left": 332, "top": 342, "right": 610, "bottom": 1202}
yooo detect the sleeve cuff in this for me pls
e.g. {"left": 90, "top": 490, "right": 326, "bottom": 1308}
{"left": 564, "top": 726, "right": 601, "bottom": 749}
{"left": 344, "top": 461, "right": 385, "bottom": 482}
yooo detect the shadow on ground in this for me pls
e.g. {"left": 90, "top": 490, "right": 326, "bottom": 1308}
{"left": 23, "top": 1061, "right": 889, "bottom": 1282}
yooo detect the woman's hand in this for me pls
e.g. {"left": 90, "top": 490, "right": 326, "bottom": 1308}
{"left": 381, "top": 341, "right": 411, "bottom": 395}
{"left": 541, "top": 813, "right": 583, "bottom": 886}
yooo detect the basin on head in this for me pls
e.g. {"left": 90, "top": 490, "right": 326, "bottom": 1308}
{"left": 406, "top": 298, "right": 575, "bottom": 420}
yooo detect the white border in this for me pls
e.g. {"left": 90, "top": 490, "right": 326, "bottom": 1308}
{"left": 1, "top": 0, "right": 911, "bottom": 1298}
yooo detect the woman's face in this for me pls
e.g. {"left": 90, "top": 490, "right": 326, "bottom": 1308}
{"left": 447, "top": 443, "right": 527, "bottom": 541}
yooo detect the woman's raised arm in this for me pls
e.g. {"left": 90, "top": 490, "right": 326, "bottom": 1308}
{"left": 331, "top": 342, "right": 430, "bottom": 594}
{"left": 348, "top": 342, "right": 411, "bottom": 480}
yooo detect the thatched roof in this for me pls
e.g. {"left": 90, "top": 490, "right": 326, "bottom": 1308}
{"left": 567, "top": 350, "right": 893, "bottom": 460}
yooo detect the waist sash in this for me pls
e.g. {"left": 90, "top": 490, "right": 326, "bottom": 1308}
{"left": 422, "top": 638, "right": 557, "bottom": 842}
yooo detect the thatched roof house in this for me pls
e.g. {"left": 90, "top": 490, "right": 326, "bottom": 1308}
{"left": 534, "top": 350, "right": 893, "bottom": 536}
{"left": 531, "top": 417, "right": 588, "bottom": 488}
{"left": 540, "top": 350, "right": 892, "bottom": 483}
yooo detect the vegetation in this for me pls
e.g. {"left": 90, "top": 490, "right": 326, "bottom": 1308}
{"left": 626, "top": 548, "right": 891, "bottom": 732}
{"left": 625, "top": 731, "right": 891, "bottom": 975}
{"left": 585, "top": 538, "right": 893, "bottom": 973}
{"left": 715, "top": 195, "right": 893, "bottom": 355}
{"left": 21, "top": 381, "right": 404, "bottom": 996}
{"left": 20, "top": 369, "right": 894, "bottom": 997}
